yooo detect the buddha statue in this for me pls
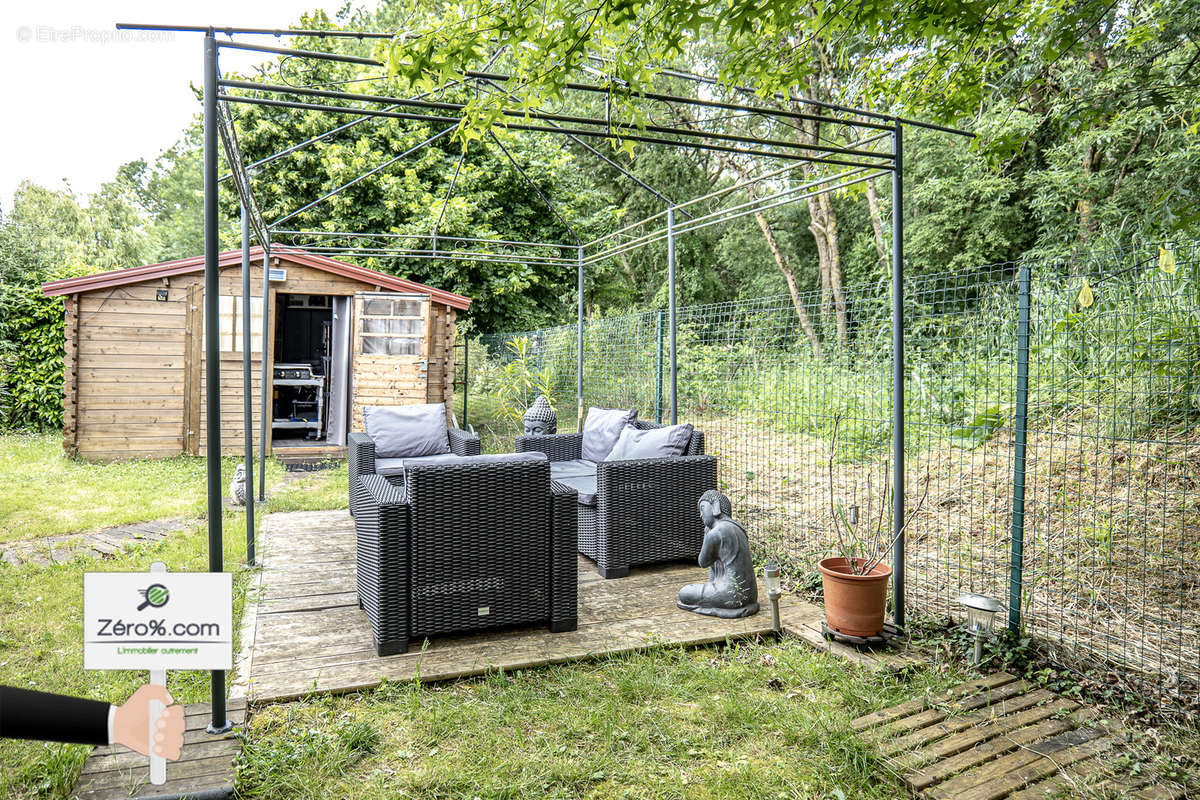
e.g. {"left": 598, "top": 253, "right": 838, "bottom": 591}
{"left": 523, "top": 395, "right": 557, "bottom": 436}
{"left": 677, "top": 489, "right": 760, "bottom": 618}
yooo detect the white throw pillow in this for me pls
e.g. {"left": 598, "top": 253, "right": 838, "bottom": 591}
{"left": 363, "top": 403, "right": 450, "bottom": 458}
{"left": 580, "top": 407, "right": 638, "bottom": 462}
{"left": 604, "top": 423, "right": 694, "bottom": 461}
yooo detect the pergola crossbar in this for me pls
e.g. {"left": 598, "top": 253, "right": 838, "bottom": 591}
{"left": 219, "top": 78, "right": 897, "bottom": 163}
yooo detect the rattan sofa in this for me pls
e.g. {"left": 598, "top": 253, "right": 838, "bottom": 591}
{"left": 516, "top": 420, "right": 717, "bottom": 578}
{"left": 353, "top": 455, "right": 579, "bottom": 656}
{"left": 348, "top": 427, "right": 481, "bottom": 518}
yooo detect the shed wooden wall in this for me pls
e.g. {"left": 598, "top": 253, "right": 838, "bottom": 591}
{"left": 347, "top": 297, "right": 457, "bottom": 432}
{"left": 427, "top": 304, "right": 457, "bottom": 409}
{"left": 65, "top": 257, "right": 460, "bottom": 461}
{"left": 69, "top": 282, "right": 189, "bottom": 460}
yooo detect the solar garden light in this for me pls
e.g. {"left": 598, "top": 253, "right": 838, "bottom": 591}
{"left": 763, "top": 562, "right": 782, "bottom": 633}
{"left": 955, "top": 592, "right": 1002, "bottom": 665}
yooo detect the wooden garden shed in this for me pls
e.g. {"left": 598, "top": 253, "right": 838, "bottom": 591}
{"left": 41, "top": 247, "right": 471, "bottom": 461}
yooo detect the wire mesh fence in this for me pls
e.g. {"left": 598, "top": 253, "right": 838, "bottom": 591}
{"left": 471, "top": 242, "right": 1200, "bottom": 702}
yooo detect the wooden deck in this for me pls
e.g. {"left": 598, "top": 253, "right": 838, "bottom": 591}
{"left": 235, "top": 509, "right": 903, "bottom": 702}
{"left": 71, "top": 701, "right": 244, "bottom": 800}
{"left": 851, "top": 672, "right": 1188, "bottom": 799}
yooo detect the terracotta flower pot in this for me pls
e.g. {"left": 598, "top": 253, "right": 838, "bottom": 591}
{"left": 818, "top": 557, "right": 893, "bottom": 637}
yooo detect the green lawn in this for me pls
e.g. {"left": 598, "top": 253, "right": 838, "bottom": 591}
{"left": 0, "top": 433, "right": 286, "bottom": 544}
{"left": 237, "top": 641, "right": 956, "bottom": 800}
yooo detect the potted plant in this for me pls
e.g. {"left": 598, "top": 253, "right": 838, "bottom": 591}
{"left": 820, "top": 417, "right": 929, "bottom": 637}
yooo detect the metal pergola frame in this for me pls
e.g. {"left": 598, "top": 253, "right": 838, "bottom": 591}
{"left": 115, "top": 21, "right": 973, "bottom": 733}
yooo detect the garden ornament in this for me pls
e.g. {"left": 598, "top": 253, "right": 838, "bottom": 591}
{"left": 523, "top": 394, "right": 557, "bottom": 436}
{"left": 677, "top": 489, "right": 760, "bottom": 618}
{"left": 229, "top": 463, "right": 246, "bottom": 506}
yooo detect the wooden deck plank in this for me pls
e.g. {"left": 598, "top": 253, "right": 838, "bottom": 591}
{"left": 248, "top": 601, "right": 779, "bottom": 701}
{"left": 908, "top": 706, "right": 1098, "bottom": 791}
{"left": 1004, "top": 757, "right": 1152, "bottom": 800}
{"left": 868, "top": 680, "right": 1035, "bottom": 741}
{"left": 851, "top": 673, "right": 1189, "bottom": 800}
{"left": 891, "top": 694, "right": 1074, "bottom": 772}
{"left": 950, "top": 731, "right": 1115, "bottom": 800}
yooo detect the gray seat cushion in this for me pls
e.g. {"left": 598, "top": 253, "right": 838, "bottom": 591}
{"left": 552, "top": 474, "right": 597, "bottom": 506}
{"left": 375, "top": 452, "right": 466, "bottom": 476}
{"left": 550, "top": 459, "right": 598, "bottom": 506}
{"left": 432, "top": 452, "right": 548, "bottom": 468}
{"left": 550, "top": 459, "right": 597, "bottom": 479}
{"left": 377, "top": 451, "right": 548, "bottom": 477}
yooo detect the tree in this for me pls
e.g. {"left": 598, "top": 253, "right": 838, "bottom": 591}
{"left": 216, "top": 33, "right": 620, "bottom": 332}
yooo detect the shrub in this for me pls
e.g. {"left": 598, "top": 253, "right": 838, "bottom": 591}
{"left": 492, "top": 336, "right": 555, "bottom": 424}
{"left": 0, "top": 283, "right": 65, "bottom": 431}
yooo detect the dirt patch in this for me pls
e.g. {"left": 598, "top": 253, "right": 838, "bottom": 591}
{"left": 692, "top": 410, "right": 1200, "bottom": 700}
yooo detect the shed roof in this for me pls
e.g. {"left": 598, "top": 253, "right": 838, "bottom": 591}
{"left": 40, "top": 246, "right": 472, "bottom": 310}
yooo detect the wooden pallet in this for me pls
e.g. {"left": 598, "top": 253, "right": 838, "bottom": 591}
{"left": 851, "top": 673, "right": 1186, "bottom": 800}
{"left": 71, "top": 701, "right": 243, "bottom": 800}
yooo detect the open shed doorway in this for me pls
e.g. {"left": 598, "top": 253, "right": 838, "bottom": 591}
{"left": 272, "top": 293, "right": 352, "bottom": 450}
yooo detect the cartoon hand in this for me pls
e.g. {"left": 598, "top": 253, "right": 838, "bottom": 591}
{"left": 112, "top": 684, "right": 185, "bottom": 760}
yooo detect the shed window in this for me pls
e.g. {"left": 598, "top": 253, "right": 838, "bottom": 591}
{"left": 360, "top": 296, "right": 424, "bottom": 356}
{"left": 217, "top": 295, "right": 265, "bottom": 353}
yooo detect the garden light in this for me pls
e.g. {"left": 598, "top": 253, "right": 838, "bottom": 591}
{"left": 764, "top": 562, "right": 782, "bottom": 633}
{"left": 955, "top": 592, "right": 1002, "bottom": 665}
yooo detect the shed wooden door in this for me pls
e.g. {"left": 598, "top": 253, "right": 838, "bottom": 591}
{"left": 351, "top": 292, "right": 430, "bottom": 430}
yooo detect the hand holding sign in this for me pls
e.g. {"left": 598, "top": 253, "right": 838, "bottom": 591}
{"left": 111, "top": 684, "right": 185, "bottom": 760}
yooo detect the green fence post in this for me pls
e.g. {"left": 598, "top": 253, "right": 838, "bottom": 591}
{"left": 461, "top": 339, "right": 468, "bottom": 429}
{"left": 1008, "top": 263, "right": 1032, "bottom": 632}
{"left": 655, "top": 310, "right": 665, "bottom": 424}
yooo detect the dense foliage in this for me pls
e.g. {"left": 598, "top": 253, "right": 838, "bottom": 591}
{"left": 0, "top": 284, "right": 67, "bottom": 431}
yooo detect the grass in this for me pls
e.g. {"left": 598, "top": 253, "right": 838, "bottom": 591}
{"left": 0, "top": 432, "right": 287, "bottom": 544}
{"left": 0, "top": 435, "right": 346, "bottom": 799}
{"left": 237, "top": 640, "right": 959, "bottom": 800}
{"left": 266, "top": 463, "right": 349, "bottom": 512}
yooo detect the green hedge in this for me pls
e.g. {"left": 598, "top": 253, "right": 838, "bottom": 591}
{"left": 0, "top": 283, "right": 65, "bottom": 431}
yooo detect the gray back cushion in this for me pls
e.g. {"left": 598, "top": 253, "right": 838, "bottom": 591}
{"left": 580, "top": 407, "right": 638, "bottom": 462}
{"left": 363, "top": 403, "right": 450, "bottom": 458}
{"left": 604, "top": 423, "right": 694, "bottom": 461}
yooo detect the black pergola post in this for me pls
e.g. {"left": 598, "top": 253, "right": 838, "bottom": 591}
{"left": 203, "top": 29, "right": 231, "bottom": 736}
{"left": 576, "top": 246, "right": 584, "bottom": 430}
{"left": 258, "top": 239, "right": 270, "bottom": 502}
{"left": 241, "top": 204, "right": 256, "bottom": 565}
{"left": 667, "top": 205, "right": 677, "bottom": 425}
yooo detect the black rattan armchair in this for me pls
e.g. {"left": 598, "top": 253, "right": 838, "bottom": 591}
{"left": 354, "top": 456, "right": 578, "bottom": 656}
{"left": 349, "top": 427, "right": 480, "bottom": 517}
{"left": 516, "top": 420, "right": 717, "bottom": 578}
